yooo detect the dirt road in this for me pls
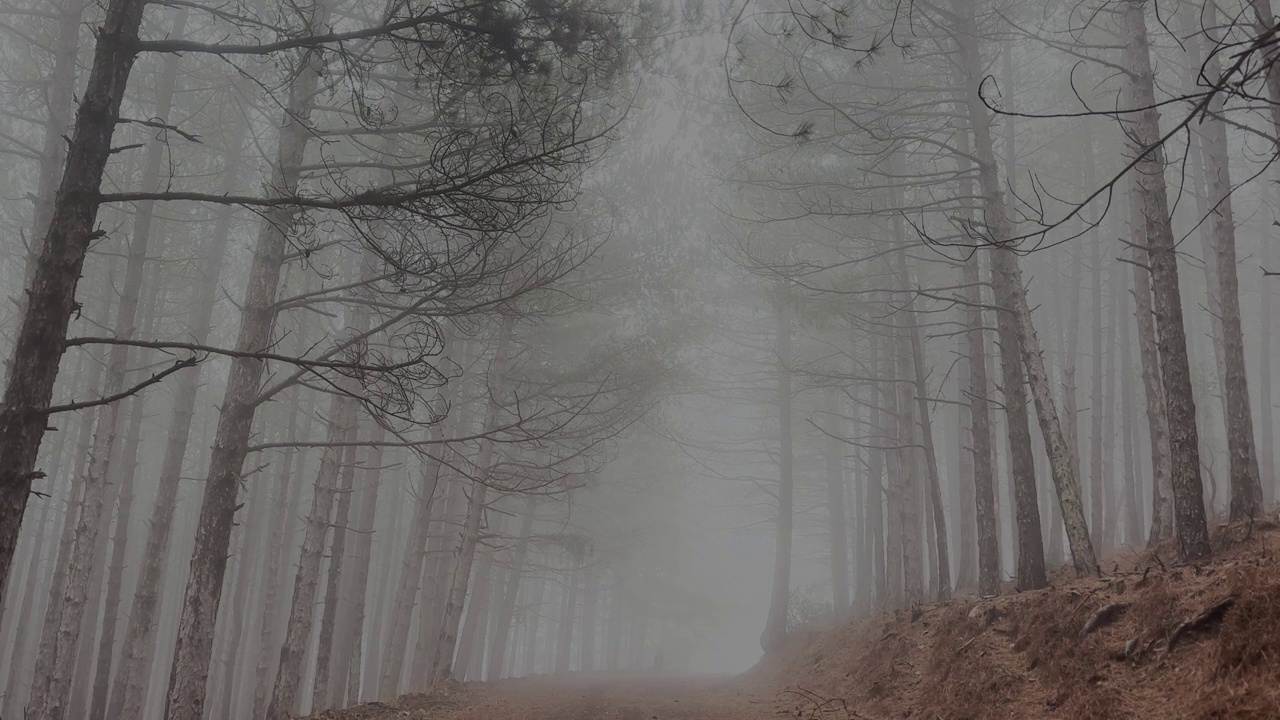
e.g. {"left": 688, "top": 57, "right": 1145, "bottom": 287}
{"left": 318, "top": 672, "right": 795, "bottom": 720}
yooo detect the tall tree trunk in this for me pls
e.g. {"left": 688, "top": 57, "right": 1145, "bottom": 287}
{"left": 1120, "top": 270, "right": 1143, "bottom": 546}
{"left": 907, "top": 290, "right": 952, "bottom": 600}
{"left": 1122, "top": 0, "right": 1211, "bottom": 560}
{"left": 87, "top": 327, "right": 156, "bottom": 720}
{"left": 311, "top": 440, "right": 360, "bottom": 712}
{"left": 1198, "top": 3, "right": 1264, "bottom": 520}
{"left": 164, "top": 5, "right": 331, "bottom": 713}
{"left": 249, "top": 380, "right": 314, "bottom": 720}
{"left": 487, "top": 497, "right": 537, "bottom": 680}
{"left": 410, "top": 470, "right": 463, "bottom": 691}
{"left": 760, "top": 290, "right": 793, "bottom": 649}
{"left": 457, "top": 534, "right": 498, "bottom": 680}
{"left": 22, "top": 346, "right": 101, "bottom": 719}
{"left": 953, "top": 323, "right": 978, "bottom": 590}
{"left": 1089, "top": 197, "right": 1107, "bottom": 550}
{"left": 953, "top": 0, "right": 1098, "bottom": 575}
{"left": 955, "top": 121, "right": 1001, "bottom": 595}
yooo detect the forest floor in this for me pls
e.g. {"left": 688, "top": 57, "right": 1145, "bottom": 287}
{"left": 310, "top": 673, "right": 787, "bottom": 719}
{"left": 318, "top": 514, "right": 1280, "bottom": 720}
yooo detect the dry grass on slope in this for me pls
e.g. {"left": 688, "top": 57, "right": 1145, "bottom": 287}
{"left": 760, "top": 516, "right": 1280, "bottom": 719}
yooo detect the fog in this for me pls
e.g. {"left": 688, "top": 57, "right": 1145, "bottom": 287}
{"left": 0, "top": 0, "right": 1277, "bottom": 717}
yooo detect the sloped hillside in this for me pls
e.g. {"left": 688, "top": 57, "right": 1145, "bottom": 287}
{"left": 759, "top": 518, "right": 1280, "bottom": 719}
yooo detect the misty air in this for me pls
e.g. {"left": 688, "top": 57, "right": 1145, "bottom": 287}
{"left": 0, "top": 0, "right": 1278, "bottom": 718}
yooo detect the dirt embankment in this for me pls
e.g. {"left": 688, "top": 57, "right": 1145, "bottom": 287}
{"left": 759, "top": 517, "right": 1280, "bottom": 719}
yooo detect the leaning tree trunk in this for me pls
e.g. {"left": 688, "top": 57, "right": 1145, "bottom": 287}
{"left": 248, "top": 363, "right": 316, "bottom": 720}
{"left": 760, "top": 289, "right": 794, "bottom": 649}
{"left": 905, "top": 276, "right": 952, "bottom": 600}
{"left": 1197, "top": 3, "right": 1264, "bottom": 520}
{"left": 0, "top": 0, "right": 147, "bottom": 621}
{"left": 1122, "top": 0, "right": 1210, "bottom": 560}
{"left": 266, "top": 390, "right": 360, "bottom": 720}
{"left": 164, "top": 5, "right": 329, "bottom": 714}
{"left": 953, "top": 0, "right": 1097, "bottom": 576}
{"left": 1127, "top": 180, "right": 1174, "bottom": 546}
{"left": 457, "top": 525, "right": 500, "bottom": 680}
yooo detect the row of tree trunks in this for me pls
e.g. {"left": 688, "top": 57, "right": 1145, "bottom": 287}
{"left": 0, "top": 3, "right": 151, "bottom": 718}
{"left": 951, "top": 0, "right": 1097, "bottom": 577}
{"left": 487, "top": 497, "right": 538, "bottom": 680}
{"left": 163, "top": 0, "right": 331, "bottom": 711}
{"left": 430, "top": 316, "right": 515, "bottom": 684}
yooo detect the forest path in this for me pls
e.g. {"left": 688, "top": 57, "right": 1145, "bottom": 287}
{"left": 320, "top": 672, "right": 791, "bottom": 720}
